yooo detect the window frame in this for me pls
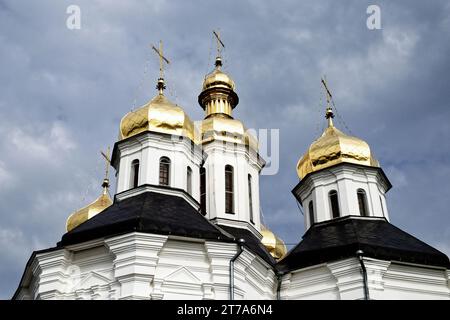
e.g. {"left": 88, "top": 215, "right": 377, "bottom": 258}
{"left": 200, "top": 167, "right": 206, "bottom": 215}
{"left": 159, "top": 156, "right": 171, "bottom": 186}
{"left": 248, "top": 174, "right": 254, "bottom": 223}
{"left": 357, "top": 189, "right": 369, "bottom": 217}
{"left": 186, "top": 166, "right": 192, "bottom": 195}
{"left": 308, "top": 200, "right": 314, "bottom": 225}
{"left": 225, "top": 165, "right": 234, "bottom": 214}
{"left": 329, "top": 190, "right": 340, "bottom": 218}
{"left": 130, "top": 159, "right": 140, "bottom": 189}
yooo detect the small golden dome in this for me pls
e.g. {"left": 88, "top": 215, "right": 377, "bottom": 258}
{"left": 261, "top": 226, "right": 287, "bottom": 260}
{"left": 198, "top": 57, "right": 239, "bottom": 120}
{"left": 119, "top": 92, "right": 195, "bottom": 141}
{"left": 202, "top": 58, "right": 235, "bottom": 91}
{"left": 297, "top": 108, "right": 379, "bottom": 179}
{"left": 66, "top": 179, "right": 113, "bottom": 232}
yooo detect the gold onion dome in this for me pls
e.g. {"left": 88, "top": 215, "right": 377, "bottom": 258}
{"left": 297, "top": 107, "right": 379, "bottom": 179}
{"left": 119, "top": 78, "right": 195, "bottom": 141}
{"left": 197, "top": 57, "right": 257, "bottom": 149}
{"left": 261, "top": 226, "right": 287, "bottom": 260}
{"left": 66, "top": 178, "right": 113, "bottom": 232}
{"left": 202, "top": 57, "right": 236, "bottom": 91}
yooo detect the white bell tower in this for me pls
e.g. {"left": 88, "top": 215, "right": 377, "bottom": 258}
{"left": 293, "top": 80, "right": 392, "bottom": 230}
{"left": 197, "top": 34, "right": 265, "bottom": 235}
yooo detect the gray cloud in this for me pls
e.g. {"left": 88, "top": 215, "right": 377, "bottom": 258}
{"left": 1, "top": 0, "right": 449, "bottom": 298}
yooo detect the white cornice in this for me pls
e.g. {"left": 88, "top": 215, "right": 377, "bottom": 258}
{"left": 211, "top": 218, "right": 263, "bottom": 239}
{"left": 115, "top": 184, "right": 200, "bottom": 210}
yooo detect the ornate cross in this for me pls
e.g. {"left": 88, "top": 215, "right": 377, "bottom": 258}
{"left": 100, "top": 146, "right": 111, "bottom": 181}
{"left": 151, "top": 40, "right": 170, "bottom": 80}
{"left": 321, "top": 77, "right": 335, "bottom": 125}
{"left": 213, "top": 30, "right": 225, "bottom": 59}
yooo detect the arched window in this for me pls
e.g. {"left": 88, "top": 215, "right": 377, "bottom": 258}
{"left": 329, "top": 190, "right": 340, "bottom": 218}
{"left": 159, "top": 157, "right": 170, "bottom": 186}
{"left": 225, "top": 165, "right": 234, "bottom": 214}
{"left": 130, "top": 159, "right": 139, "bottom": 189}
{"left": 186, "top": 166, "right": 192, "bottom": 195}
{"left": 308, "top": 200, "right": 314, "bottom": 225}
{"left": 248, "top": 174, "right": 254, "bottom": 223}
{"left": 200, "top": 167, "right": 206, "bottom": 215}
{"left": 357, "top": 189, "right": 369, "bottom": 217}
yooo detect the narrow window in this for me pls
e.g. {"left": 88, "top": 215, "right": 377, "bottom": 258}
{"left": 308, "top": 200, "right": 314, "bottom": 225}
{"left": 130, "top": 159, "right": 139, "bottom": 189}
{"left": 248, "top": 174, "right": 254, "bottom": 223}
{"left": 357, "top": 189, "right": 369, "bottom": 217}
{"left": 186, "top": 166, "right": 192, "bottom": 195}
{"left": 159, "top": 157, "right": 170, "bottom": 186}
{"left": 225, "top": 165, "right": 234, "bottom": 214}
{"left": 329, "top": 190, "right": 340, "bottom": 218}
{"left": 200, "top": 167, "right": 206, "bottom": 215}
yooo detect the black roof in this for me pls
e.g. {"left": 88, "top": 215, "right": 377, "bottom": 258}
{"left": 59, "top": 187, "right": 233, "bottom": 246}
{"left": 220, "top": 225, "right": 276, "bottom": 266}
{"left": 277, "top": 216, "right": 450, "bottom": 273}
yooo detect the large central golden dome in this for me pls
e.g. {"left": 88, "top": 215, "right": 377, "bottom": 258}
{"left": 297, "top": 108, "right": 379, "bottom": 179}
{"left": 120, "top": 80, "right": 195, "bottom": 141}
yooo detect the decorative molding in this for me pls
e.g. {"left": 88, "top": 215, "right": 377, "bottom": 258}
{"left": 115, "top": 184, "right": 200, "bottom": 210}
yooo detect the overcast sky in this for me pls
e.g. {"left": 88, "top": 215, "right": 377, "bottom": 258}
{"left": 1, "top": 0, "right": 449, "bottom": 299}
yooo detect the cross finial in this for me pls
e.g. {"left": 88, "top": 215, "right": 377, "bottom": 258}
{"left": 213, "top": 30, "right": 225, "bottom": 68}
{"left": 321, "top": 77, "right": 334, "bottom": 127}
{"left": 100, "top": 147, "right": 111, "bottom": 194}
{"left": 151, "top": 40, "right": 170, "bottom": 94}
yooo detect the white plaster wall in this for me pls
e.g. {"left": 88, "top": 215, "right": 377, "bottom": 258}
{"left": 202, "top": 141, "right": 264, "bottom": 231}
{"left": 295, "top": 164, "right": 391, "bottom": 229}
{"left": 15, "top": 232, "right": 276, "bottom": 300}
{"left": 114, "top": 133, "right": 203, "bottom": 201}
{"left": 280, "top": 257, "right": 450, "bottom": 300}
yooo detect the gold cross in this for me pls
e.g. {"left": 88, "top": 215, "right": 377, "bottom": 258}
{"left": 151, "top": 40, "right": 170, "bottom": 79}
{"left": 321, "top": 77, "right": 335, "bottom": 126}
{"left": 321, "top": 76, "right": 333, "bottom": 106}
{"left": 213, "top": 30, "right": 225, "bottom": 58}
{"left": 100, "top": 146, "right": 111, "bottom": 181}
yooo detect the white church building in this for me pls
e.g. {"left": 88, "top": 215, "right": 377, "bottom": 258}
{"left": 13, "top": 43, "right": 450, "bottom": 300}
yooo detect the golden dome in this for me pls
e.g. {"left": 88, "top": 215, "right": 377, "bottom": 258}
{"left": 119, "top": 89, "right": 195, "bottom": 141}
{"left": 66, "top": 179, "right": 113, "bottom": 232}
{"left": 197, "top": 115, "right": 258, "bottom": 150}
{"left": 198, "top": 57, "right": 239, "bottom": 119}
{"left": 297, "top": 108, "right": 379, "bottom": 179}
{"left": 261, "top": 226, "right": 287, "bottom": 260}
{"left": 197, "top": 57, "right": 258, "bottom": 148}
{"left": 202, "top": 58, "right": 235, "bottom": 91}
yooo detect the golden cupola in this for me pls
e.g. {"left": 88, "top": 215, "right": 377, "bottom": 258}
{"left": 297, "top": 106, "right": 380, "bottom": 179}
{"left": 120, "top": 39, "right": 195, "bottom": 142}
{"left": 66, "top": 178, "right": 113, "bottom": 232}
{"left": 199, "top": 56, "right": 238, "bottom": 118}
{"left": 261, "top": 226, "right": 287, "bottom": 260}
{"left": 197, "top": 56, "right": 257, "bottom": 149}
{"left": 119, "top": 77, "right": 195, "bottom": 141}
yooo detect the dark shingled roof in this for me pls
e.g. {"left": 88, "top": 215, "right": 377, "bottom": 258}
{"left": 220, "top": 225, "right": 276, "bottom": 266}
{"left": 59, "top": 189, "right": 233, "bottom": 246}
{"left": 276, "top": 216, "right": 450, "bottom": 273}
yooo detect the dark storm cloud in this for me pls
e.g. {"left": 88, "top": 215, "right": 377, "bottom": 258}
{"left": 0, "top": 0, "right": 449, "bottom": 298}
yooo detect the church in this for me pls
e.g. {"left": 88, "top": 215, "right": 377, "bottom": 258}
{"left": 13, "top": 38, "right": 450, "bottom": 300}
